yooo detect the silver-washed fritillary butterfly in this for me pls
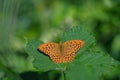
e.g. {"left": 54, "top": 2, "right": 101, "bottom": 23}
{"left": 38, "top": 40, "right": 85, "bottom": 64}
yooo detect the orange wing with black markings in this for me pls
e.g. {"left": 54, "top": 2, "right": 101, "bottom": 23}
{"left": 38, "top": 40, "right": 85, "bottom": 64}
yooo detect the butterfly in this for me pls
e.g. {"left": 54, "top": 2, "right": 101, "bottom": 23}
{"left": 38, "top": 40, "right": 85, "bottom": 64}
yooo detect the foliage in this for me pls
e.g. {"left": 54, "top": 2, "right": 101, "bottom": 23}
{"left": 0, "top": 0, "right": 120, "bottom": 80}
{"left": 26, "top": 26, "right": 120, "bottom": 80}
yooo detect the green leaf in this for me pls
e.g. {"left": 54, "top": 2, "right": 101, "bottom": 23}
{"left": 62, "top": 26, "right": 95, "bottom": 58}
{"left": 66, "top": 50, "right": 120, "bottom": 80}
{"left": 26, "top": 39, "right": 59, "bottom": 71}
{"left": 26, "top": 26, "right": 96, "bottom": 71}
{"left": 26, "top": 26, "right": 120, "bottom": 80}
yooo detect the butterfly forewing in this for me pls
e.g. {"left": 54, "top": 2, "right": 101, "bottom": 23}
{"left": 62, "top": 40, "right": 84, "bottom": 62}
{"left": 38, "top": 42, "right": 62, "bottom": 64}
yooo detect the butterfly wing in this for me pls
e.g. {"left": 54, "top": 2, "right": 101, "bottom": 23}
{"left": 38, "top": 42, "right": 62, "bottom": 64}
{"left": 62, "top": 40, "right": 85, "bottom": 63}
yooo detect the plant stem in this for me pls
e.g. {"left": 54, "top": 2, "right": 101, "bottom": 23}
{"left": 60, "top": 63, "right": 67, "bottom": 80}
{"left": 61, "top": 70, "right": 65, "bottom": 80}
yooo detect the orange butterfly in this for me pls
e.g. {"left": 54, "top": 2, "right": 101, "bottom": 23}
{"left": 38, "top": 40, "right": 85, "bottom": 64}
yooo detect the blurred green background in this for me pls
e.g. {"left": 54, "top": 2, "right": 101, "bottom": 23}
{"left": 0, "top": 0, "right": 120, "bottom": 80}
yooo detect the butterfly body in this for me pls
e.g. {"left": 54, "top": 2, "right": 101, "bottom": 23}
{"left": 38, "top": 40, "right": 84, "bottom": 64}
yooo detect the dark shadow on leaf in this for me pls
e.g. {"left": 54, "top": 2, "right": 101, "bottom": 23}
{"left": 37, "top": 48, "right": 48, "bottom": 56}
{"left": 20, "top": 71, "right": 61, "bottom": 80}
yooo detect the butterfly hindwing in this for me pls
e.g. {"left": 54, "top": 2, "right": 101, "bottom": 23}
{"left": 49, "top": 55, "right": 63, "bottom": 64}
